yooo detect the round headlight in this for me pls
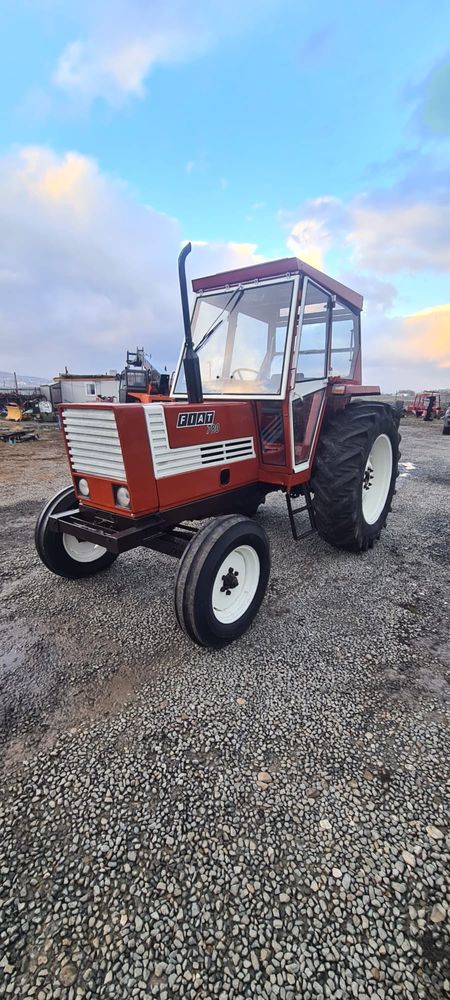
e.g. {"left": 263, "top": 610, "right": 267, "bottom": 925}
{"left": 78, "top": 478, "right": 90, "bottom": 497}
{"left": 116, "top": 486, "right": 130, "bottom": 508}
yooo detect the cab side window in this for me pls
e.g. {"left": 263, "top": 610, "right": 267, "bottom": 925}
{"left": 330, "top": 299, "right": 357, "bottom": 378}
{"left": 297, "top": 283, "right": 330, "bottom": 381}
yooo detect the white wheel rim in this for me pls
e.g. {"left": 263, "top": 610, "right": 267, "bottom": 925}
{"left": 362, "top": 433, "right": 393, "bottom": 525}
{"left": 212, "top": 545, "right": 260, "bottom": 624}
{"left": 62, "top": 532, "right": 107, "bottom": 563}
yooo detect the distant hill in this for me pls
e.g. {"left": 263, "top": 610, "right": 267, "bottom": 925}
{"left": 0, "top": 371, "right": 50, "bottom": 388}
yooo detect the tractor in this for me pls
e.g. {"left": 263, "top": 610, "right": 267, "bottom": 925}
{"left": 406, "top": 391, "right": 443, "bottom": 419}
{"left": 35, "top": 247, "right": 401, "bottom": 648}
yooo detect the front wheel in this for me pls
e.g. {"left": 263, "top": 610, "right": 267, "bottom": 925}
{"left": 443, "top": 426, "right": 450, "bottom": 436}
{"left": 35, "top": 486, "right": 118, "bottom": 579}
{"left": 174, "top": 515, "right": 270, "bottom": 648}
{"left": 311, "top": 403, "right": 400, "bottom": 552}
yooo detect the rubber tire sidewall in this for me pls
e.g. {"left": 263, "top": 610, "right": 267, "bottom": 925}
{"left": 312, "top": 404, "right": 400, "bottom": 552}
{"left": 176, "top": 517, "right": 270, "bottom": 648}
{"left": 35, "top": 485, "right": 118, "bottom": 579}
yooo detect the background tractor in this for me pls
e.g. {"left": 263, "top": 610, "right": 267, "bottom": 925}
{"left": 406, "top": 391, "right": 443, "bottom": 419}
{"left": 36, "top": 246, "right": 401, "bottom": 647}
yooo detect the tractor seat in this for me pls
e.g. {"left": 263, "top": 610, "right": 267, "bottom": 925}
{"left": 266, "top": 373, "right": 283, "bottom": 390}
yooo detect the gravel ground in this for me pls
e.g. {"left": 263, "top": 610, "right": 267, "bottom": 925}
{"left": 0, "top": 418, "right": 449, "bottom": 1000}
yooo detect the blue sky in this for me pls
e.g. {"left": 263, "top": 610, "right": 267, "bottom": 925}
{"left": 0, "top": 0, "right": 449, "bottom": 388}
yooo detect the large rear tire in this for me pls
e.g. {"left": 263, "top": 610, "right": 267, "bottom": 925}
{"left": 311, "top": 403, "right": 400, "bottom": 552}
{"left": 35, "top": 486, "right": 118, "bottom": 579}
{"left": 174, "top": 515, "right": 270, "bottom": 648}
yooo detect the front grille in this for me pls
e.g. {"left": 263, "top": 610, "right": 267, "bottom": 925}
{"left": 200, "top": 439, "right": 254, "bottom": 464}
{"left": 62, "top": 408, "right": 126, "bottom": 480}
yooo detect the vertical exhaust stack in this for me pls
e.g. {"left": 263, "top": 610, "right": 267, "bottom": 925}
{"left": 178, "top": 242, "right": 203, "bottom": 404}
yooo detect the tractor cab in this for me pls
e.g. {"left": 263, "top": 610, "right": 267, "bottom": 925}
{"left": 172, "top": 257, "right": 373, "bottom": 478}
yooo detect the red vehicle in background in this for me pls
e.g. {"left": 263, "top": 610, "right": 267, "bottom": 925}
{"left": 406, "top": 392, "right": 443, "bottom": 419}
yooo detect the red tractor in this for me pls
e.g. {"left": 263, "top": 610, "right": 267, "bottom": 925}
{"left": 406, "top": 391, "right": 443, "bottom": 419}
{"left": 36, "top": 247, "right": 401, "bottom": 647}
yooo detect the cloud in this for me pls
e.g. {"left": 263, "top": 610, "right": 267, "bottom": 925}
{"left": 362, "top": 303, "right": 450, "bottom": 390}
{"left": 0, "top": 146, "right": 262, "bottom": 377}
{"left": 52, "top": 0, "right": 278, "bottom": 105}
{"left": 285, "top": 159, "right": 450, "bottom": 276}
{"left": 415, "top": 54, "right": 450, "bottom": 136}
{"left": 282, "top": 164, "right": 450, "bottom": 390}
{"left": 284, "top": 197, "right": 345, "bottom": 269}
{"left": 392, "top": 304, "right": 450, "bottom": 370}
{"left": 349, "top": 193, "right": 450, "bottom": 274}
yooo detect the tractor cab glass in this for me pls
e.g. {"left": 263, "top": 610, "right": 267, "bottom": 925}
{"left": 173, "top": 278, "right": 296, "bottom": 397}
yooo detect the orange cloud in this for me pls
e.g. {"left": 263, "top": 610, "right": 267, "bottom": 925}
{"left": 16, "top": 147, "right": 99, "bottom": 218}
{"left": 401, "top": 303, "right": 450, "bottom": 368}
{"left": 368, "top": 303, "right": 450, "bottom": 375}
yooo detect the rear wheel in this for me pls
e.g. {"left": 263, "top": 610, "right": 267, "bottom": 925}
{"left": 35, "top": 486, "right": 118, "bottom": 579}
{"left": 174, "top": 515, "right": 270, "bottom": 648}
{"left": 311, "top": 403, "right": 400, "bottom": 552}
{"left": 443, "top": 425, "right": 450, "bottom": 436}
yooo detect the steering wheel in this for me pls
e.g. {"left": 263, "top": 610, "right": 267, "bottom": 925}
{"left": 230, "top": 368, "right": 260, "bottom": 380}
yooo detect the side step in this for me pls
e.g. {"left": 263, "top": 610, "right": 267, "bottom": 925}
{"left": 286, "top": 485, "right": 317, "bottom": 541}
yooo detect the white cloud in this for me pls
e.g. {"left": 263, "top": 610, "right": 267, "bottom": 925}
{"left": 285, "top": 165, "right": 450, "bottom": 277}
{"left": 0, "top": 146, "right": 262, "bottom": 377}
{"left": 282, "top": 168, "right": 450, "bottom": 390}
{"left": 349, "top": 196, "right": 450, "bottom": 273}
{"left": 282, "top": 196, "right": 349, "bottom": 270}
{"left": 52, "top": 0, "right": 278, "bottom": 105}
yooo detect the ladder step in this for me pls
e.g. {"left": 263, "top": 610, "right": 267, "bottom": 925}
{"left": 286, "top": 486, "right": 317, "bottom": 541}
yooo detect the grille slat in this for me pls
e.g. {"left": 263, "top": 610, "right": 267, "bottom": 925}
{"left": 62, "top": 407, "right": 125, "bottom": 480}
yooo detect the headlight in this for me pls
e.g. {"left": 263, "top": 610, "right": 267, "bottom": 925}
{"left": 78, "top": 478, "right": 90, "bottom": 497}
{"left": 116, "top": 486, "right": 130, "bottom": 508}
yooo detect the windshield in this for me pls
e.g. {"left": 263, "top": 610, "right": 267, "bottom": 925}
{"left": 126, "top": 370, "right": 147, "bottom": 388}
{"left": 173, "top": 279, "right": 295, "bottom": 396}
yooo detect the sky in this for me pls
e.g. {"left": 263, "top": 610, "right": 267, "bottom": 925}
{"left": 0, "top": 0, "right": 449, "bottom": 390}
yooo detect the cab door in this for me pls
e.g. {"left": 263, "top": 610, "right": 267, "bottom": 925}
{"left": 290, "top": 278, "right": 332, "bottom": 471}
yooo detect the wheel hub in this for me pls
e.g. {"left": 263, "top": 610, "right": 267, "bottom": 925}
{"left": 212, "top": 545, "right": 260, "bottom": 624}
{"left": 220, "top": 567, "right": 239, "bottom": 596}
{"left": 363, "top": 464, "right": 375, "bottom": 491}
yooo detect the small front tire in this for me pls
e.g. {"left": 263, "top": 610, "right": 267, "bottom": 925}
{"left": 174, "top": 515, "right": 270, "bottom": 648}
{"left": 35, "top": 486, "right": 118, "bottom": 579}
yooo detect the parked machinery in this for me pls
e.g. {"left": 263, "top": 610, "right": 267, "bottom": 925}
{"left": 406, "top": 391, "right": 443, "bottom": 419}
{"left": 119, "top": 348, "right": 170, "bottom": 404}
{"left": 36, "top": 247, "right": 401, "bottom": 648}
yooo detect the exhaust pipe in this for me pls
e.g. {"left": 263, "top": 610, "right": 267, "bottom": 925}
{"left": 178, "top": 242, "right": 203, "bottom": 404}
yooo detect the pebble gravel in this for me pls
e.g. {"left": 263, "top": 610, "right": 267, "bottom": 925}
{"left": 0, "top": 418, "right": 449, "bottom": 999}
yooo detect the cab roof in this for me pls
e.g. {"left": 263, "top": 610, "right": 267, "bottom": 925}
{"left": 192, "top": 256, "right": 363, "bottom": 312}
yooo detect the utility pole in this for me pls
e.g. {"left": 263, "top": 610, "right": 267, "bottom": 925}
{"left": 13, "top": 371, "right": 19, "bottom": 395}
